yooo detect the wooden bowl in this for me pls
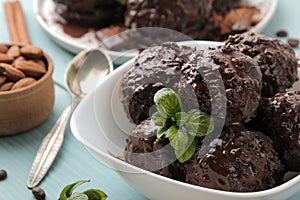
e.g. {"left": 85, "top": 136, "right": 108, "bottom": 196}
{"left": 0, "top": 44, "right": 54, "bottom": 136}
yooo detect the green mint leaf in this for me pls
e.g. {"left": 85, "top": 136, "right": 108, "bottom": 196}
{"left": 84, "top": 189, "right": 107, "bottom": 200}
{"left": 169, "top": 128, "right": 189, "bottom": 151}
{"left": 154, "top": 88, "right": 181, "bottom": 118}
{"left": 164, "top": 126, "right": 178, "bottom": 138}
{"left": 151, "top": 87, "right": 214, "bottom": 163}
{"left": 59, "top": 180, "right": 107, "bottom": 200}
{"left": 117, "top": 0, "right": 127, "bottom": 6}
{"left": 152, "top": 111, "right": 166, "bottom": 126}
{"left": 177, "top": 140, "right": 197, "bottom": 163}
{"left": 60, "top": 180, "right": 90, "bottom": 200}
{"left": 68, "top": 192, "right": 89, "bottom": 200}
{"left": 185, "top": 109, "right": 214, "bottom": 137}
{"left": 157, "top": 126, "right": 168, "bottom": 138}
{"left": 175, "top": 112, "right": 190, "bottom": 127}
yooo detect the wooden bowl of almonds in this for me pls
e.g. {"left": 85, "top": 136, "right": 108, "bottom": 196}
{"left": 0, "top": 43, "right": 54, "bottom": 136}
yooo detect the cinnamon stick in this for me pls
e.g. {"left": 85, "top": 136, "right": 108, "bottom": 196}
{"left": 4, "top": 1, "right": 20, "bottom": 43}
{"left": 4, "top": 0, "right": 31, "bottom": 44}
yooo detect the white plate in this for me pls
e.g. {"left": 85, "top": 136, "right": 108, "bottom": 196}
{"left": 33, "top": 0, "right": 278, "bottom": 64}
{"left": 70, "top": 41, "right": 300, "bottom": 200}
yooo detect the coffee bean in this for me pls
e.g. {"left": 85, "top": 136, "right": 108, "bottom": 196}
{"left": 32, "top": 187, "right": 46, "bottom": 200}
{"left": 0, "top": 169, "right": 7, "bottom": 180}
{"left": 288, "top": 38, "right": 299, "bottom": 48}
{"left": 276, "top": 30, "right": 288, "bottom": 37}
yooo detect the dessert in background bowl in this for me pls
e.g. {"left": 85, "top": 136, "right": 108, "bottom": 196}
{"left": 53, "top": 0, "right": 260, "bottom": 41}
{"left": 0, "top": 43, "right": 54, "bottom": 136}
{"left": 33, "top": 0, "right": 278, "bottom": 60}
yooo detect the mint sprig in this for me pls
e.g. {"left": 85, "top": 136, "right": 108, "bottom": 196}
{"left": 59, "top": 180, "right": 107, "bottom": 200}
{"left": 152, "top": 88, "right": 214, "bottom": 163}
{"left": 117, "top": 0, "right": 127, "bottom": 6}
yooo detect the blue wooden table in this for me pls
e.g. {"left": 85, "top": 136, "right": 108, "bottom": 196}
{"left": 0, "top": 0, "right": 299, "bottom": 199}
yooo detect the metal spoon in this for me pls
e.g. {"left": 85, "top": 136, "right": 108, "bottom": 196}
{"left": 27, "top": 48, "right": 113, "bottom": 188}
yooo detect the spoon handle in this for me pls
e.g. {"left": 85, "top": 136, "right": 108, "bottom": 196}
{"left": 27, "top": 103, "right": 73, "bottom": 188}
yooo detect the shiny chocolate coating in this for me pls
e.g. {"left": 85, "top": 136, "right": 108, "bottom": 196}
{"left": 120, "top": 42, "right": 191, "bottom": 124}
{"left": 54, "top": 0, "right": 125, "bottom": 28}
{"left": 124, "top": 118, "right": 185, "bottom": 181}
{"left": 120, "top": 41, "right": 262, "bottom": 126}
{"left": 224, "top": 32, "right": 298, "bottom": 97}
{"left": 184, "top": 123, "right": 284, "bottom": 192}
{"left": 125, "top": 0, "right": 212, "bottom": 39}
{"left": 255, "top": 90, "right": 300, "bottom": 172}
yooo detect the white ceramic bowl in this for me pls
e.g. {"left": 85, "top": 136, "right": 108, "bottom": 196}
{"left": 70, "top": 41, "right": 300, "bottom": 200}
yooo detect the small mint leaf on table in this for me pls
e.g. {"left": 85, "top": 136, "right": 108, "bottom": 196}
{"left": 152, "top": 88, "right": 214, "bottom": 163}
{"left": 59, "top": 180, "right": 107, "bottom": 200}
{"left": 60, "top": 180, "right": 90, "bottom": 200}
{"left": 84, "top": 189, "right": 107, "bottom": 200}
{"left": 68, "top": 192, "right": 89, "bottom": 200}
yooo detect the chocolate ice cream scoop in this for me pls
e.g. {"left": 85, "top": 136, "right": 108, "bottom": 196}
{"left": 54, "top": 0, "right": 125, "bottom": 28}
{"left": 125, "top": 0, "right": 212, "bottom": 39}
{"left": 120, "top": 42, "right": 192, "bottom": 124}
{"left": 255, "top": 90, "right": 300, "bottom": 172}
{"left": 124, "top": 118, "right": 185, "bottom": 181}
{"left": 178, "top": 45, "right": 262, "bottom": 125}
{"left": 223, "top": 32, "right": 298, "bottom": 97}
{"left": 184, "top": 123, "right": 284, "bottom": 192}
{"left": 120, "top": 41, "right": 262, "bottom": 126}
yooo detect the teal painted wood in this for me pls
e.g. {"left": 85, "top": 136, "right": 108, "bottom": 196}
{"left": 0, "top": 0, "right": 299, "bottom": 199}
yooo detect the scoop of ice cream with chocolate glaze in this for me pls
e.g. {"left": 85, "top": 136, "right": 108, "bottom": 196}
{"left": 54, "top": 0, "right": 126, "bottom": 28}
{"left": 120, "top": 42, "right": 192, "bottom": 125}
{"left": 124, "top": 118, "right": 185, "bottom": 181}
{"left": 254, "top": 90, "right": 300, "bottom": 172}
{"left": 178, "top": 45, "right": 262, "bottom": 126}
{"left": 125, "top": 0, "right": 213, "bottom": 39}
{"left": 223, "top": 32, "right": 298, "bottom": 97}
{"left": 184, "top": 123, "right": 284, "bottom": 192}
{"left": 120, "top": 40, "right": 262, "bottom": 127}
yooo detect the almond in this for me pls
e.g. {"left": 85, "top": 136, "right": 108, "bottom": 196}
{"left": 7, "top": 45, "right": 20, "bottom": 58}
{"left": 0, "top": 44, "right": 8, "bottom": 54}
{"left": 15, "top": 60, "right": 46, "bottom": 78}
{"left": 13, "top": 56, "right": 25, "bottom": 65}
{"left": 20, "top": 45, "right": 43, "bottom": 59}
{"left": 0, "top": 53, "right": 14, "bottom": 63}
{"left": 0, "top": 63, "right": 26, "bottom": 81}
{"left": 0, "top": 76, "right": 6, "bottom": 86}
{"left": 11, "top": 77, "right": 36, "bottom": 90}
{"left": 32, "top": 59, "right": 46, "bottom": 71}
{"left": 0, "top": 82, "right": 14, "bottom": 91}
